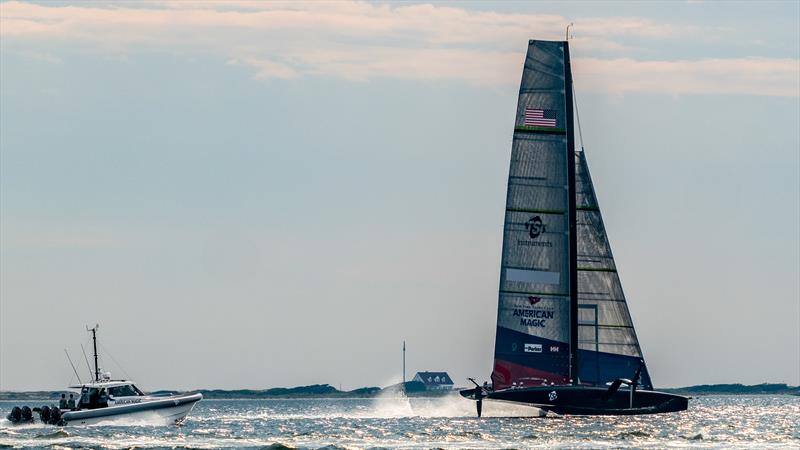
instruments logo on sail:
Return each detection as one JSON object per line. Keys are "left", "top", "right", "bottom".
{"left": 526, "top": 216, "right": 545, "bottom": 238}
{"left": 518, "top": 215, "right": 553, "bottom": 247}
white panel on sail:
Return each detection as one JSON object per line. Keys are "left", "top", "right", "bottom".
{"left": 505, "top": 268, "right": 560, "bottom": 285}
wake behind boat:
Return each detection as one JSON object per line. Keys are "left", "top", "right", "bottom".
{"left": 6, "top": 325, "right": 202, "bottom": 426}
{"left": 460, "top": 39, "right": 688, "bottom": 416}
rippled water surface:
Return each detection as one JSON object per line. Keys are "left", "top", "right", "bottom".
{"left": 1, "top": 394, "right": 798, "bottom": 448}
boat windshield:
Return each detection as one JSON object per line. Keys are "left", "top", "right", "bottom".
{"left": 78, "top": 387, "right": 107, "bottom": 409}
{"left": 78, "top": 384, "right": 144, "bottom": 408}
{"left": 108, "top": 384, "right": 144, "bottom": 397}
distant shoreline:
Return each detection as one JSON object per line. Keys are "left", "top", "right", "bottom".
{"left": 1, "top": 382, "right": 797, "bottom": 401}
{"left": 657, "top": 383, "right": 799, "bottom": 396}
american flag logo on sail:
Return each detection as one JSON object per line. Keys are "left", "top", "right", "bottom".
{"left": 524, "top": 108, "right": 557, "bottom": 128}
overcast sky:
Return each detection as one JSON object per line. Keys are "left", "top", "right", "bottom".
{"left": 1, "top": 1, "right": 798, "bottom": 391}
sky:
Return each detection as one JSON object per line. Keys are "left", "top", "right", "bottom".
{"left": 0, "top": 1, "right": 798, "bottom": 391}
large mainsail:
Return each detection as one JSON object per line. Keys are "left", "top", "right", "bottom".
{"left": 491, "top": 40, "right": 651, "bottom": 391}
{"left": 575, "top": 151, "right": 653, "bottom": 389}
{"left": 463, "top": 37, "right": 689, "bottom": 416}
{"left": 491, "top": 40, "right": 574, "bottom": 390}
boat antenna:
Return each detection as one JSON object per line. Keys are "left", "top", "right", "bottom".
{"left": 564, "top": 23, "right": 584, "bottom": 152}
{"left": 87, "top": 324, "right": 100, "bottom": 381}
{"left": 98, "top": 343, "right": 132, "bottom": 380}
{"left": 80, "top": 343, "right": 93, "bottom": 380}
{"left": 64, "top": 349, "right": 82, "bottom": 384}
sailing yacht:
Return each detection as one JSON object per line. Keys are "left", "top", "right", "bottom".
{"left": 460, "top": 39, "right": 688, "bottom": 416}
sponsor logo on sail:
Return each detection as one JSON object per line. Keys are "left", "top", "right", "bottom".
{"left": 512, "top": 308, "right": 554, "bottom": 328}
{"left": 528, "top": 296, "right": 542, "bottom": 306}
{"left": 517, "top": 216, "right": 553, "bottom": 247}
{"left": 524, "top": 343, "right": 542, "bottom": 353}
{"left": 550, "top": 346, "right": 560, "bottom": 353}
{"left": 525, "top": 216, "right": 546, "bottom": 238}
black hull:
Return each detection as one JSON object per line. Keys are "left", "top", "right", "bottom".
{"left": 460, "top": 385, "right": 688, "bottom": 416}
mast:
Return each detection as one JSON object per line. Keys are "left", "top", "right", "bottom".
{"left": 89, "top": 324, "right": 99, "bottom": 382}
{"left": 564, "top": 42, "right": 579, "bottom": 385}
{"left": 402, "top": 341, "right": 406, "bottom": 386}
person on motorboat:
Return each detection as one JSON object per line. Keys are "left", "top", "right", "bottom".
{"left": 98, "top": 388, "right": 109, "bottom": 408}
{"left": 67, "top": 394, "right": 76, "bottom": 410}
{"left": 86, "top": 388, "right": 100, "bottom": 409}
{"left": 59, "top": 394, "right": 68, "bottom": 409}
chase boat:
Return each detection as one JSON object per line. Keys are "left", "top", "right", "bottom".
{"left": 6, "top": 326, "right": 202, "bottom": 426}
{"left": 57, "top": 378, "right": 202, "bottom": 426}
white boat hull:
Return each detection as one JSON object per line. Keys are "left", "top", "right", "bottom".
{"left": 61, "top": 393, "right": 202, "bottom": 426}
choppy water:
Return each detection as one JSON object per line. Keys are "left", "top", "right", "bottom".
{"left": 1, "top": 394, "right": 798, "bottom": 448}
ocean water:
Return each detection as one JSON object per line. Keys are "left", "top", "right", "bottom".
{"left": 1, "top": 394, "right": 798, "bottom": 448}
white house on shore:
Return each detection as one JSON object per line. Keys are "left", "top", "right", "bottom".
{"left": 412, "top": 372, "right": 454, "bottom": 391}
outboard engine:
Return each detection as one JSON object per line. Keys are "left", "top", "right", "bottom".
{"left": 39, "top": 405, "right": 51, "bottom": 423}
{"left": 7, "top": 406, "right": 21, "bottom": 423}
{"left": 20, "top": 406, "right": 33, "bottom": 422}
{"left": 49, "top": 406, "right": 62, "bottom": 425}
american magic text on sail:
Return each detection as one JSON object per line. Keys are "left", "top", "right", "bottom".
{"left": 513, "top": 308, "right": 554, "bottom": 328}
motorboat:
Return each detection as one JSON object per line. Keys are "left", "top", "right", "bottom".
{"left": 55, "top": 378, "right": 202, "bottom": 426}
{"left": 6, "top": 325, "right": 202, "bottom": 426}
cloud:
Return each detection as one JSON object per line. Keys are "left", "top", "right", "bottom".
{"left": 575, "top": 57, "right": 800, "bottom": 97}
{"left": 1, "top": 1, "right": 797, "bottom": 96}
{"left": 229, "top": 57, "right": 299, "bottom": 80}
